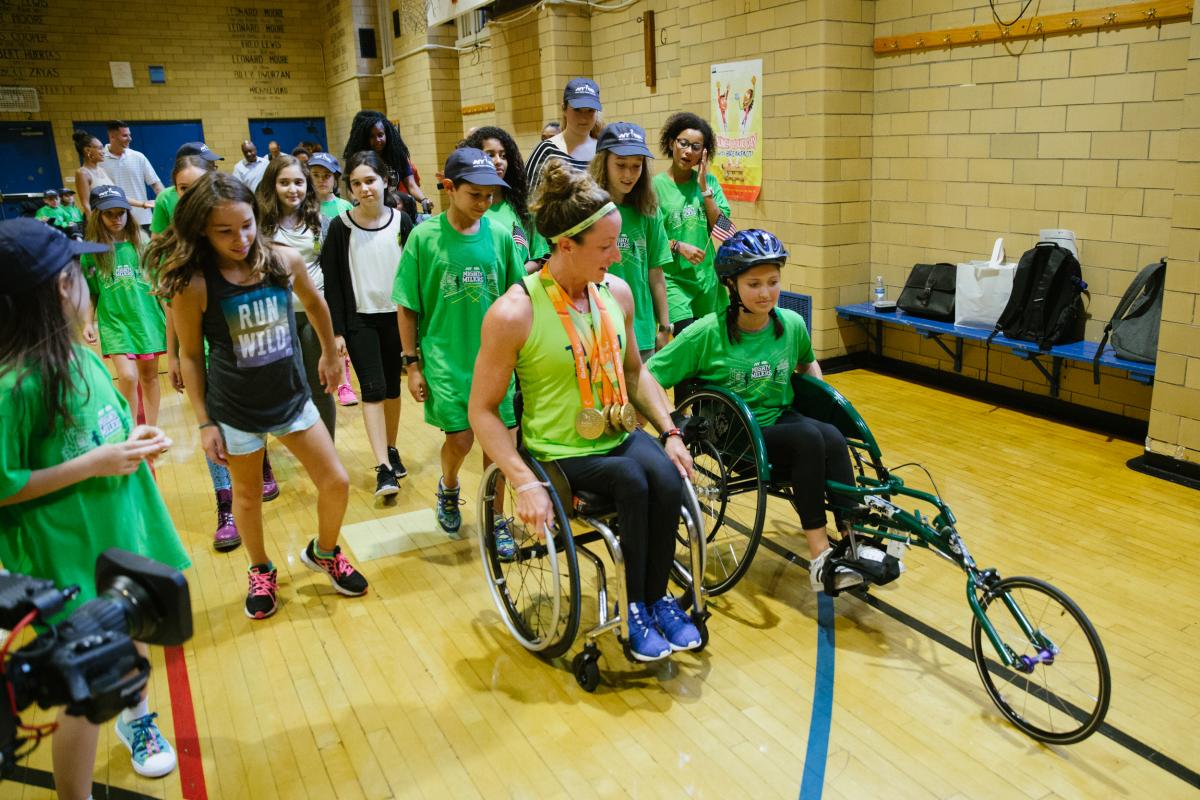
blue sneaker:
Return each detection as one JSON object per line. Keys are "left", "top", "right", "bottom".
{"left": 114, "top": 712, "right": 177, "bottom": 778}
{"left": 437, "top": 478, "right": 463, "bottom": 537}
{"left": 494, "top": 517, "right": 516, "bottom": 562}
{"left": 651, "top": 595, "right": 703, "bottom": 651}
{"left": 627, "top": 601, "right": 671, "bottom": 662}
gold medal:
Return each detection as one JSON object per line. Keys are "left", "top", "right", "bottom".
{"left": 605, "top": 403, "right": 622, "bottom": 431}
{"left": 575, "top": 407, "right": 607, "bottom": 439}
{"left": 620, "top": 402, "right": 638, "bottom": 432}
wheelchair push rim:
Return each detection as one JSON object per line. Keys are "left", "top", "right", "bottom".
{"left": 676, "top": 389, "right": 768, "bottom": 596}
{"left": 970, "top": 575, "right": 1111, "bottom": 744}
{"left": 478, "top": 462, "right": 581, "bottom": 659}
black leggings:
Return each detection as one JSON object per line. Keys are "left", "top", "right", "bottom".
{"left": 344, "top": 312, "right": 402, "bottom": 403}
{"left": 555, "top": 430, "right": 682, "bottom": 605}
{"left": 761, "top": 409, "right": 855, "bottom": 530}
{"left": 295, "top": 312, "right": 336, "bottom": 439}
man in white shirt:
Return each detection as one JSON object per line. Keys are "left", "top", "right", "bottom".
{"left": 233, "top": 140, "right": 269, "bottom": 191}
{"left": 102, "top": 120, "right": 165, "bottom": 228}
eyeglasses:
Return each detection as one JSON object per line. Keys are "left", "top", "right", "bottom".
{"left": 674, "top": 139, "right": 704, "bottom": 153}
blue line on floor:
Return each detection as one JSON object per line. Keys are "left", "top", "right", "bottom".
{"left": 799, "top": 591, "right": 836, "bottom": 800}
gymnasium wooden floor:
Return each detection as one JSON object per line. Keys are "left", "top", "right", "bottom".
{"left": 11, "top": 369, "right": 1199, "bottom": 799}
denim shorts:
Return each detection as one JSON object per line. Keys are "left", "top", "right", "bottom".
{"left": 216, "top": 400, "right": 320, "bottom": 456}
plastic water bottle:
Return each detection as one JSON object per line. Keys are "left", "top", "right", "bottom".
{"left": 874, "top": 275, "right": 886, "bottom": 305}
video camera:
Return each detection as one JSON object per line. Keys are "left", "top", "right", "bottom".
{"left": 0, "top": 549, "right": 191, "bottom": 778}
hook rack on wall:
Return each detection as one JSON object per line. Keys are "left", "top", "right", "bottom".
{"left": 873, "top": 0, "right": 1192, "bottom": 55}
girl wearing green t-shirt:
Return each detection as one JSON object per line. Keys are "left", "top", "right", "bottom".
{"left": 652, "top": 112, "right": 731, "bottom": 332}
{"left": 81, "top": 185, "right": 166, "bottom": 427}
{"left": 648, "top": 230, "right": 880, "bottom": 594}
{"left": 587, "top": 121, "right": 672, "bottom": 361}
{"left": 0, "top": 217, "right": 191, "bottom": 791}
{"left": 463, "top": 126, "right": 549, "bottom": 271}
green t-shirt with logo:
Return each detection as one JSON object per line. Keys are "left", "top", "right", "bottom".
{"left": 652, "top": 171, "right": 731, "bottom": 323}
{"left": 150, "top": 186, "right": 180, "bottom": 235}
{"left": 61, "top": 204, "right": 84, "bottom": 225}
{"left": 321, "top": 197, "right": 354, "bottom": 220}
{"left": 0, "top": 346, "right": 190, "bottom": 622}
{"left": 392, "top": 213, "right": 523, "bottom": 431}
{"left": 35, "top": 205, "right": 72, "bottom": 229}
{"left": 485, "top": 198, "right": 549, "bottom": 265}
{"left": 82, "top": 241, "right": 166, "bottom": 355}
{"left": 647, "top": 308, "right": 815, "bottom": 428}
{"left": 612, "top": 204, "right": 672, "bottom": 352}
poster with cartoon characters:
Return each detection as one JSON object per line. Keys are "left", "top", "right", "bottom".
{"left": 711, "top": 59, "right": 762, "bottom": 202}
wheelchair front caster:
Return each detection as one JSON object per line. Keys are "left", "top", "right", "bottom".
{"left": 572, "top": 645, "right": 601, "bottom": 692}
{"left": 691, "top": 613, "right": 710, "bottom": 653}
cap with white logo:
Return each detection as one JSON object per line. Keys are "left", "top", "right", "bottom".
{"left": 90, "top": 184, "right": 132, "bottom": 212}
{"left": 563, "top": 78, "right": 602, "bottom": 111}
{"left": 596, "top": 122, "right": 653, "bottom": 158}
{"left": 443, "top": 147, "right": 509, "bottom": 188}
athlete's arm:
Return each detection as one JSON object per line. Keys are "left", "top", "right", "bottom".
{"left": 610, "top": 277, "right": 692, "bottom": 478}
{"left": 469, "top": 286, "right": 552, "bottom": 531}
{"left": 172, "top": 273, "right": 226, "bottom": 464}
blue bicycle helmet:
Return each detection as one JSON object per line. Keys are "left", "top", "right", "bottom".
{"left": 715, "top": 229, "right": 789, "bottom": 279}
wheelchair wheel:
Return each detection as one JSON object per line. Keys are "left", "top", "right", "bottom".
{"left": 478, "top": 461, "right": 581, "bottom": 660}
{"left": 676, "top": 390, "right": 768, "bottom": 595}
{"left": 971, "top": 576, "right": 1111, "bottom": 744}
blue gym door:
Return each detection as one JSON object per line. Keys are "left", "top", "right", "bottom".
{"left": 0, "top": 122, "right": 61, "bottom": 220}
{"left": 248, "top": 118, "right": 328, "bottom": 158}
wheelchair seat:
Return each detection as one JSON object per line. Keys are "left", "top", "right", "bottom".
{"left": 541, "top": 459, "right": 617, "bottom": 518}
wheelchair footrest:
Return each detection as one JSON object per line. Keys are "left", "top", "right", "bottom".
{"left": 825, "top": 537, "right": 903, "bottom": 595}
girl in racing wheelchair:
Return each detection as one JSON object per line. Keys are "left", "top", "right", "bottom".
{"left": 647, "top": 229, "right": 880, "bottom": 592}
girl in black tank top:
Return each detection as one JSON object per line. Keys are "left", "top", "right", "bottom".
{"left": 147, "top": 171, "right": 369, "bottom": 620}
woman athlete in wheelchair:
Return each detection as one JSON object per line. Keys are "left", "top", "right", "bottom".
{"left": 470, "top": 160, "right": 705, "bottom": 664}
{"left": 648, "top": 229, "right": 884, "bottom": 593}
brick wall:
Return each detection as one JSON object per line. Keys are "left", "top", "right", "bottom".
{"left": 1, "top": 1, "right": 331, "bottom": 183}
{"left": 870, "top": 1, "right": 1187, "bottom": 418}
{"left": 1149, "top": 15, "right": 1200, "bottom": 462}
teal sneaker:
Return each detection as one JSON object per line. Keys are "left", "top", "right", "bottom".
{"left": 437, "top": 478, "right": 463, "bottom": 537}
{"left": 114, "top": 711, "right": 177, "bottom": 778}
{"left": 494, "top": 517, "right": 516, "bottom": 562}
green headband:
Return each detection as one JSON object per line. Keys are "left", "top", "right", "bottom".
{"left": 549, "top": 201, "right": 617, "bottom": 243}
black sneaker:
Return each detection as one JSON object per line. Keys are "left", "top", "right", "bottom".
{"left": 300, "top": 539, "right": 369, "bottom": 596}
{"left": 245, "top": 564, "right": 278, "bottom": 619}
{"left": 387, "top": 446, "right": 408, "bottom": 479}
{"left": 375, "top": 464, "right": 399, "bottom": 497}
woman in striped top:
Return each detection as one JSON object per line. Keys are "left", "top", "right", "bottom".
{"left": 526, "top": 78, "right": 603, "bottom": 192}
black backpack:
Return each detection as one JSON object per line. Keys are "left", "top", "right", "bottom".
{"left": 1093, "top": 259, "right": 1166, "bottom": 381}
{"left": 991, "top": 242, "right": 1087, "bottom": 350}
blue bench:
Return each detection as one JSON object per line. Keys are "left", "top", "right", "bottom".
{"left": 835, "top": 302, "right": 1155, "bottom": 398}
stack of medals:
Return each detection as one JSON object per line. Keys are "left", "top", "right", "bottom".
{"left": 542, "top": 269, "right": 638, "bottom": 440}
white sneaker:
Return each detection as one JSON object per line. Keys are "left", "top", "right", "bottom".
{"left": 809, "top": 548, "right": 864, "bottom": 593}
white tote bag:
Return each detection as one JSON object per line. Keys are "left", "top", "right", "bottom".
{"left": 955, "top": 238, "right": 1016, "bottom": 329}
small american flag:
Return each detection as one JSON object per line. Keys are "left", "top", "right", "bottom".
{"left": 712, "top": 213, "right": 737, "bottom": 243}
{"left": 512, "top": 222, "right": 528, "bottom": 249}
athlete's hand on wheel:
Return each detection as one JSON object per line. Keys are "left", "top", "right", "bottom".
{"left": 664, "top": 435, "right": 693, "bottom": 480}
{"left": 515, "top": 484, "right": 555, "bottom": 540}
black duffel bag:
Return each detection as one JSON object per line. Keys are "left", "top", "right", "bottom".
{"left": 897, "top": 262, "right": 956, "bottom": 321}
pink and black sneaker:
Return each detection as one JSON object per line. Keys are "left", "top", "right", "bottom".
{"left": 300, "top": 540, "right": 369, "bottom": 596}
{"left": 245, "top": 564, "right": 278, "bottom": 619}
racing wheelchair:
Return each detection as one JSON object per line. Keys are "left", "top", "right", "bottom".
{"left": 477, "top": 445, "right": 710, "bottom": 692}
{"left": 672, "top": 373, "right": 1111, "bottom": 744}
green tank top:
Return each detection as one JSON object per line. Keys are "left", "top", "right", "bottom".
{"left": 517, "top": 271, "right": 629, "bottom": 460}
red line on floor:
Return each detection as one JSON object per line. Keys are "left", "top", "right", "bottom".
{"left": 164, "top": 644, "right": 207, "bottom": 800}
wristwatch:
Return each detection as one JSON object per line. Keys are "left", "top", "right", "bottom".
{"left": 401, "top": 353, "right": 420, "bottom": 367}
{"left": 657, "top": 323, "right": 673, "bottom": 334}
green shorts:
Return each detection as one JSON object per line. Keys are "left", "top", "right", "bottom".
{"left": 423, "top": 370, "right": 516, "bottom": 433}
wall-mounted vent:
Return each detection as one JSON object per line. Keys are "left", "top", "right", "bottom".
{"left": 0, "top": 87, "right": 39, "bottom": 113}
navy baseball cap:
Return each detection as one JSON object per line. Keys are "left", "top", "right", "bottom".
{"left": 43, "top": 189, "right": 58, "bottom": 198}
{"left": 0, "top": 218, "right": 108, "bottom": 293}
{"left": 176, "top": 141, "right": 222, "bottom": 162}
{"left": 308, "top": 152, "right": 342, "bottom": 174}
{"left": 563, "top": 78, "right": 601, "bottom": 111}
{"left": 596, "top": 122, "right": 654, "bottom": 158}
{"left": 443, "top": 147, "right": 509, "bottom": 188}
{"left": 91, "top": 184, "right": 132, "bottom": 212}
{"left": 60, "top": 187, "right": 76, "bottom": 196}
